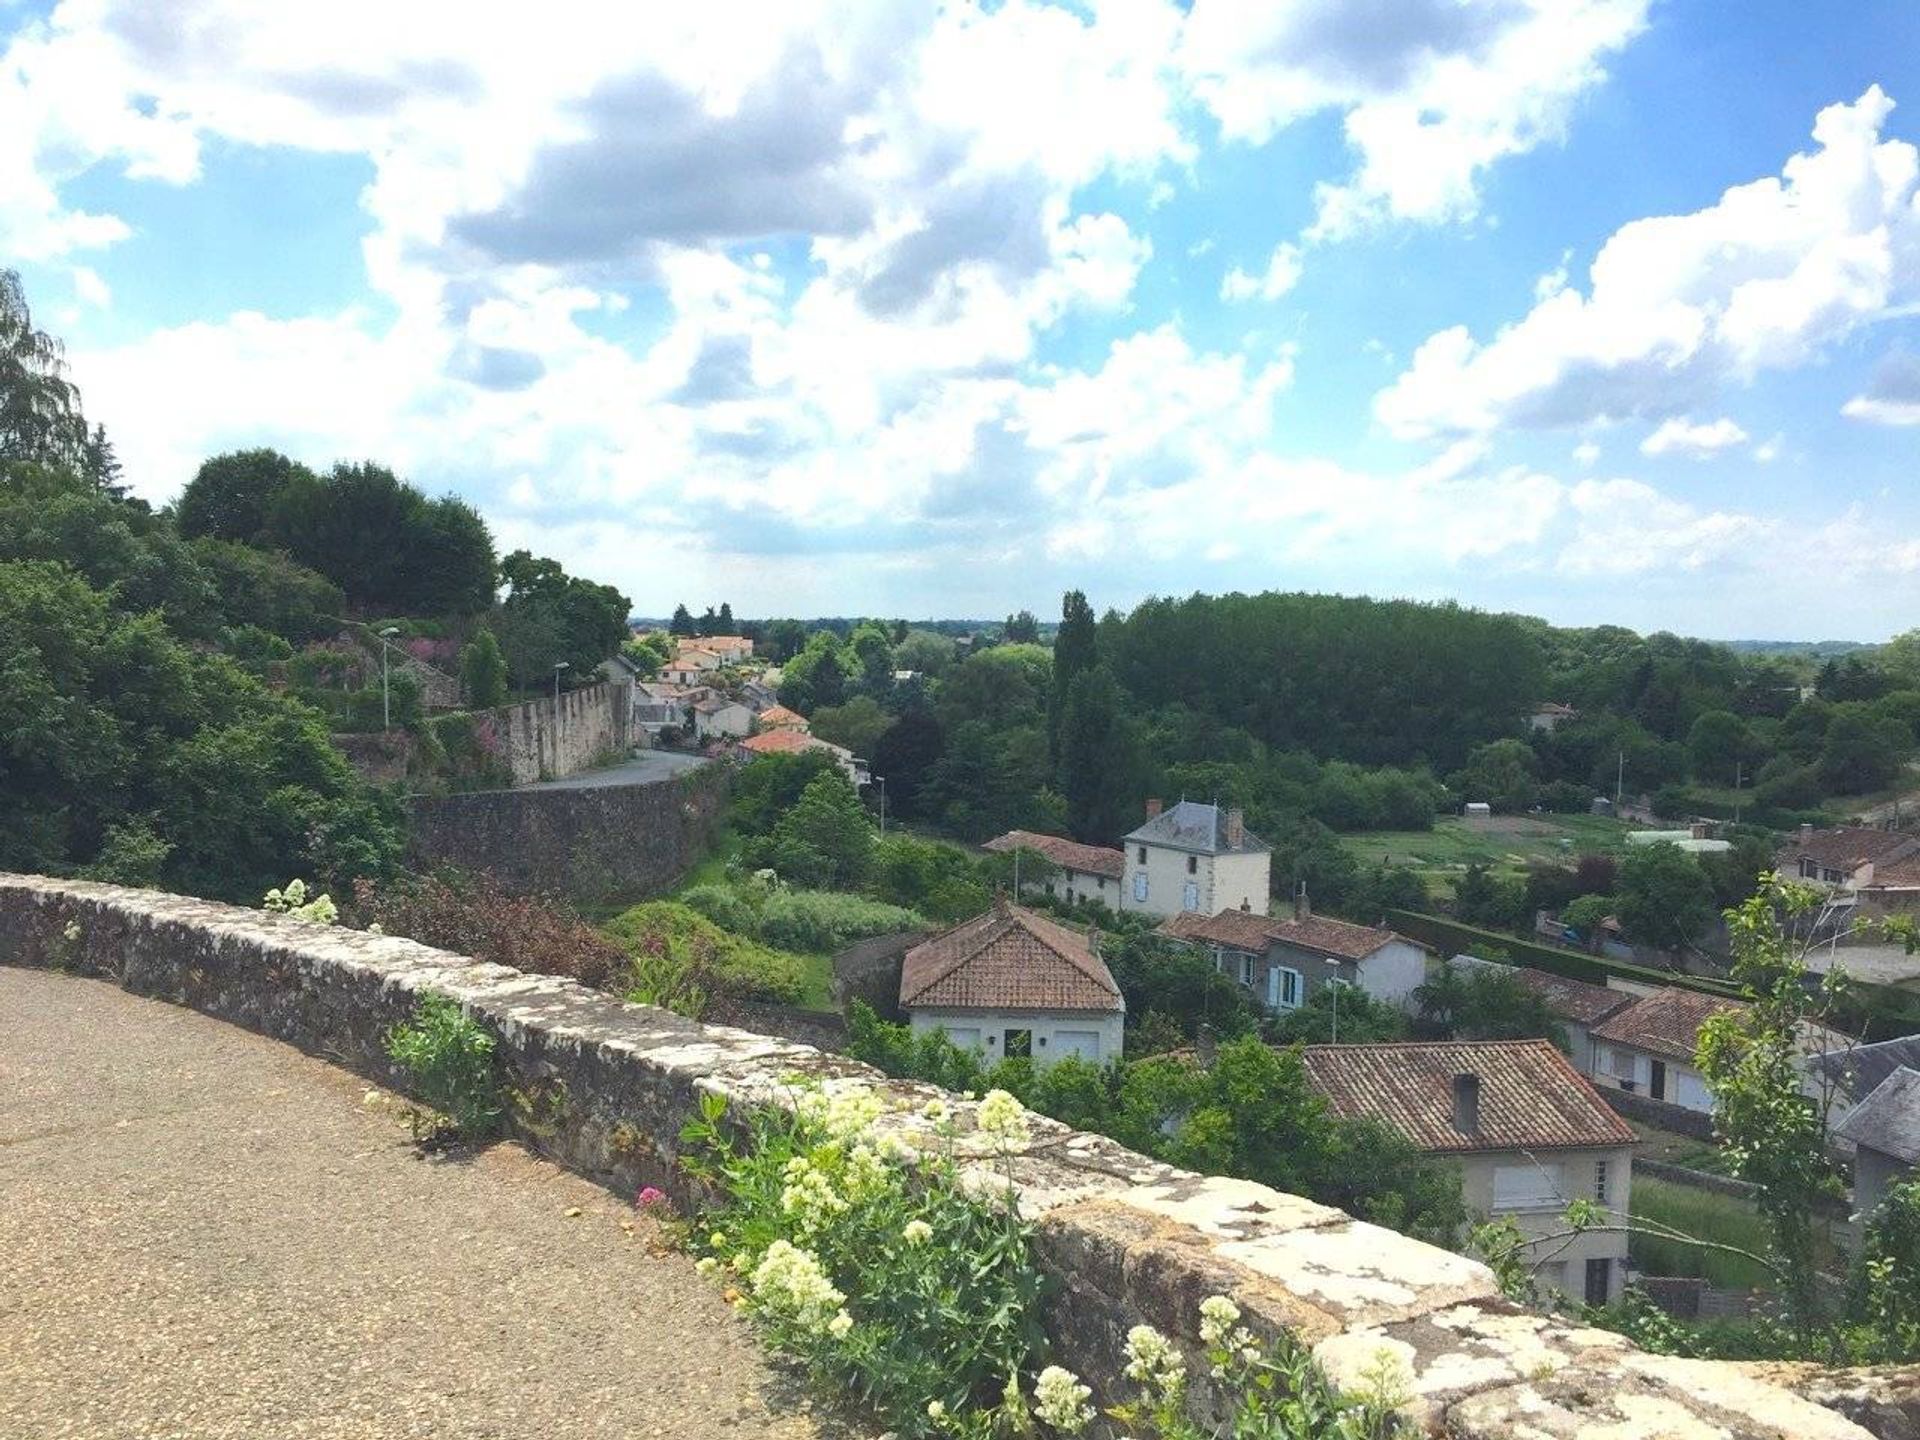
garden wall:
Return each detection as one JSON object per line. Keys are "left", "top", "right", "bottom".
{"left": 2, "top": 872, "right": 1913, "bottom": 1440}
{"left": 489, "top": 680, "right": 631, "bottom": 786}
{"left": 406, "top": 765, "right": 728, "bottom": 904}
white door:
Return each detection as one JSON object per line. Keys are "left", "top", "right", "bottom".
{"left": 1054, "top": 1030, "right": 1102, "bottom": 1062}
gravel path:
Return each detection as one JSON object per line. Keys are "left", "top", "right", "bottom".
{"left": 0, "top": 967, "right": 823, "bottom": 1440}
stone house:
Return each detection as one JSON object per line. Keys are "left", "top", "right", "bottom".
{"left": 900, "top": 898, "right": 1125, "bottom": 1066}
{"left": 701, "top": 635, "right": 754, "bottom": 664}
{"left": 692, "top": 695, "right": 753, "bottom": 741}
{"left": 663, "top": 648, "right": 723, "bottom": 686}
{"left": 1833, "top": 1067, "right": 1920, "bottom": 1219}
{"left": 1302, "top": 1039, "right": 1636, "bottom": 1306}
{"left": 1118, "top": 799, "right": 1270, "bottom": 920}
{"left": 1159, "top": 896, "right": 1431, "bottom": 1015}
{"left": 737, "top": 727, "right": 863, "bottom": 784}
{"left": 981, "top": 830, "right": 1125, "bottom": 909}
{"left": 1776, "top": 823, "right": 1920, "bottom": 919}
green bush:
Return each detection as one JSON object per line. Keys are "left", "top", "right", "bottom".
{"left": 384, "top": 993, "right": 502, "bottom": 1142}
{"left": 1629, "top": 1178, "right": 1774, "bottom": 1289}
{"left": 601, "top": 901, "right": 807, "bottom": 1013}
{"left": 681, "top": 880, "right": 925, "bottom": 953}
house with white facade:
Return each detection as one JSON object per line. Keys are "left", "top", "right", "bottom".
{"left": 663, "top": 649, "right": 723, "bottom": 686}
{"left": 1118, "top": 799, "right": 1269, "bottom": 919}
{"left": 701, "top": 635, "right": 754, "bottom": 665}
{"left": 692, "top": 695, "right": 753, "bottom": 741}
{"left": 1159, "top": 895, "right": 1431, "bottom": 1014}
{"left": 981, "top": 830, "right": 1125, "bottom": 909}
{"left": 738, "top": 727, "right": 864, "bottom": 785}
{"left": 756, "top": 704, "right": 810, "bottom": 734}
{"left": 900, "top": 898, "right": 1124, "bottom": 1067}
{"left": 1586, "top": 986, "right": 1738, "bottom": 1113}
{"left": 1775, "top": 823, "right": 1920, "bottom": 920}
{"left": 1302, "top": 1039, "right": 1636, "bottom": 1306}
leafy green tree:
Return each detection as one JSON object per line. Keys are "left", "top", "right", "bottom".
{"left": 1615, "top": 842, "right": 1716, "bottom": 951}
{"left": 669, "top": 603, "right": 696, "bottom": 637}
{"left": 1058, "top": 664, "right": 1144, "bottom": 843}
{"left": 619, "top": 631, "right": 668, "bottom": 678}
{"left": 730, "top": 750, "right": 842, "bottom": 837}
{"left": 778, "top": 632, "right": 853, "bottom": 714}
{"left": 1561, "top": 892, "right": 1614, "bottom": 937}
{"left": 460, "top": 629, "right": 509, "bottom": 708}
{"left": 1449, "top": 738, "right": 1539, "bottom": 812}
{"left": 869, "top": 707, "right": 944, "bottom": 818}
{"left": 809, "top": 695, "right": 895, "bottom": 759}
{"left": 847, "top": 620, "right": 896, "bottom": 696}
{"left": 1453, "top": 861, "right": 1524, "bottom": 929}
{"left": 1268, "top": 984, "right": 1407, "bottom": 1045}
{"left": 1, "top": 270, "right": 89, "bottom": 471}
{"left": 1102, "top": 931, "right": 1260, "bottom": 1042}
{"left": 716, "top": 601, "right": 735, "bottom": 633}
{"left": 1412, "top": 964, "right": 1567, "bottom": 1047}
{"left": 1686, "top": 709, "right": 1759, "bottom": 785}
{"left": 894, "top": 629, "right": 957, "bottom": 678}
{"left": 1816, "top": 707, "right": 1909, "bottom": 794}
{"left": 1048, "top": 589, "right": 1097, "bottom": 766}
{"left": 1003, "top": 608, "right": 1040, "bottom": 644}
{"left": 176, "top": 448, "right": 314, "bottom": 543}
{"left": 192, "top": 537, "right": 343, "bottom": 643}
{"left": 493, "top": 549, "right": 631, "bottom": 688}
{"left": 771, "top": 771, "right": 875, "bottom": 889}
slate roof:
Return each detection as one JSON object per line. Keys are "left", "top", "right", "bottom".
{"left": 1301, "top": 1039, "right": 1636, "bottom": 1155}
{"left": 693, "top": 695, "right": 746, "bottom": 714}
{"left": 1809, "top": 1034, "right": 1920, "bottom": 1101}
{"left": 1834, "top": 1067, "right": 1920, "bottom": 1165}
{"left": 1776, "top": 826, "right": 1920, "bottom": 873}
{"left": 900, "top": 899, "right": 1123, "bottom": 1013}
{"left": 1588, "top": 987, "right": 1749, "bottom": 1063}
{"left": 1506, "top": 968, "right": 1637, "bottom": 1027}
{"left": 982, "top": 830, "right": 1126, "bottom": 879}
{"left": 1159, "top": 908, "right": 1408, "bottom": 963}
{"left": 1123, "top": 800, "right": 1269, "bottom": 856}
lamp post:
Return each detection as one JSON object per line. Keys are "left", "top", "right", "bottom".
{"left": 1324, "top": 957, "right": 1344, "bottom": 1043}
{"left": 378, "top": 626, "right": 400, "bottom": 730}
{"left": 876, "top": 775, "right": 888, "bottom": 835}
{"left": 553, "top": 660, "right": 570, "bottom": 703}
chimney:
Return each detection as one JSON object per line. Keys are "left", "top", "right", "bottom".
{"left": 1240, "top": 897, "right": 1252, "bottom": 912}
{"left": 1226, "top": 807, "right": 1245, "bottom": 847}
{"left": 1294, "top": 883, "right": 1311, "bottom": 922}
{"left": 1452, "top": 1072, "right": 1481, "bottom": 1136}
{"left": 1145, "top": 797, "right": 1163, "bottom": 820}
{"left": 1799, "top": 822, "right": 1815, "bottom": 844}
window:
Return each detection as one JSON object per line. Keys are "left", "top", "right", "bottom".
{"left": 1799, "top": 858, "right": 1818, "bottom": 879}
{"left": 1823, "top": 867, "right": 1844, "bottom": 883}
{"left": 1133, "top": 873, "right": 1148, "bottom": 903}
{"left": 1584, "top": 1258, "right": 1613, "bottom": 1306}
{"left": 1592, "top": 1159, "right": 1609, "bottom": 1205}
{"left": 1187, "top": 854, "right": 1197, "bottom": 874}
{"left": 1268, "top": 966, "right": 1302, "bottom": 1011}
{"left": 1097, "top": 877, "right": 1107, "bottom": 891}
{"left": 1137, "top": 846, "right": 1147, "bottom": 864}
{"left": 1003, "top": 1028, "right": 1032, "bottom": 1059}
{"left": 1182, "top": 880, "right": 1200, "bottom": 912}
{"left": 1239, "top": 954, "right": 1255, "bottom": 986}
{"left": 1055, "top": 1030, "right": 1101, "bottom": 1061}
{"left": 1492, "top": 1163, "right": 1565, "bottom": 1211}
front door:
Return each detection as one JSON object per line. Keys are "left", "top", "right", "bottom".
{"left": 1650, "top": 1059, "right": 1667, "bottom": 1101}
{"left": 1584, "top": 1258, "right": 1612, "bottom": 1306}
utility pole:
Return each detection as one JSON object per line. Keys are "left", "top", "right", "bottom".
{"left": 378, "top": 626, "right": 400, "bottom": 729}
{"left": 1325, "top": 957, "right": 1343, "bottom": 1043}
{"left": 1732, "top": 762, "right": 1744, "bottom": 827}
{"left": 1615, "top": 748, "right": 1625, "bottom": 810}
{"left": 876, "top": 775, "right": 888, "bottom": 835}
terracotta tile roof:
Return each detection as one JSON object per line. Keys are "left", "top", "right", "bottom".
{"left": 739, "top": 729, "right": 818, "bottom": 756}
{"left": 1861, "top": 857, "right": 1920, "bottom": 890}
{"left": 1776, "top": 826, "right": 1920, "bottom": 873}
{"left": 900, "top": 899, "right": 1123, "bottom": 1013}
{"left": 1159, "top": 908, "right": 1406, "bottom": 963}
{"left": 982, "top": 830, "right": 1125, "bottom": 880}
{"left": 756, "top": 705, "right": 808, "bottom": 728}
{"left": 1589, "top": 987, "right": 1749, "bottom": 1063}
{"left": 1123, "top": 800, "right": 1268, "bottom": 856}
{"left": 1506, "top": 969, "right": 1637, "bottom": 1027}
{"left": 1301, "top": 1040, "right": 1635, "bottom": 1155}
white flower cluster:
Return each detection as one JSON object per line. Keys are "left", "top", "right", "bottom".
{"left": 797, "top": 1084, "right": 888, "bottom": 1143}
{"left": 902, "top": 1219, "right": 933, "bottom": 1246}
{"left": 1031, "top": 1365, "right": 1094, "bottom": 1434}
{"left": 780, "top": 1156, "right": 847, "bottom": 1232}
{"left": 262, "top": 879, "right": 338, "bottom": 925}
{"left": 61, "top": 921, "right": 82, "bottom": 943}
{"left": 842, "top": 1143, "right": 895, "bottom": 1202}
{"left": 1123, "top": 1324, "right": 1185, "bottom": 1393}
{"left": 976, "top": 1089, "right": 1030, "bottom": 1147}
{"left": 1197, "top": 1294, "right": 1259, "bottom": 1372}
{"left": 750, "top": 1240, "right": 846, "bottom": 1330}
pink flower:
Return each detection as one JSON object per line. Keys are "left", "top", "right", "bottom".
{"left": 636, "top": 1186, "right": 668, "bottom": 1209}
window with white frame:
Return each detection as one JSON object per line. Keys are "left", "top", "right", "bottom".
{"left": 1240, "top": 954, "right": 1255, "bottom": 986}
{"left": 1268, "top": 966, "right": 1302, "bottom": 1010}
{"left": 1593, "top": 1159, "right": 1609, "bottom": 1205}
{"left": 1183, "top": 880, "right": 1200, "bottom": 912}
{"left": 1133, "top": 873, "right": 1148, "bottom": 902}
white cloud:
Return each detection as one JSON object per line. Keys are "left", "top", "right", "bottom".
{"left": 1573, "top": 440, "right": 1601, "bottom": 467}
{"left": 1639, "top": 415, "right": 1749, "bottom": 459}
{"left": 1557, "top": 478, "right": 1770, "bottom": 576}
{"left": 1220, "top": 242, "right": 1303, "bottom": 302}
{"left": 1179, "top": 0, "right": 1649, "bottom": 237}
{"left": 1375, "top": 87, "right": 1920, "bottom": 439}
{"left": 1843, "top": 348, "right": 1920, "bottom": 426}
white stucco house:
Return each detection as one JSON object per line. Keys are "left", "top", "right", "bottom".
{"left": 1117, "top": 799, "right": 1270, "bottom": 919}
{"left": 1160, "top": 895, "right": 1432, "bottom": 1015}
{"left": 1302, "top": 1039, "right": 1636, "bottom": 1307}
{"left": 692, "top": 695, "right": 753, "bottom": 741}
{"left": 900, "top": 898, "right": 1125, "bottom": 1067}
{"left": 663, "top": 648, "right": 723, "bottom": 686}
{"left": 981, "top": 830, "right": 1125, "bottom": 909}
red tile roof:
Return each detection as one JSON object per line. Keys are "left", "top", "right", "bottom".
{"left": 1589, "top": 987, "right": 1749, "bottom": 1063}
{"left": 739, "top": 729, "right": 818, "bottom": 755}
{"left": 982, "top": 830, "right": 1125, "bottom": 880}
{"left": 1507, "top": 969, "right": 1637, "bottom": 1027}
{"left": 756, "top": 705, "right": 808, "bottom": 728}
{"left": 1776, "top": 826, "right": 1920, "bottom": 873}
{"left": 900, "top": 900, "right": 1122, "bottom": 1013}
{"left": 1301, "top": 1039, "right": 1635, "bottom": 1155}
{"left": 1159, "top": 908, "right": 1407, "bottom": 963}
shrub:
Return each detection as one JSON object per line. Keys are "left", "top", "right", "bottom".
{"left": 384, "top": 993, "right": 501, "bottom": 1142}
{"left": 353, "top": 870, "right": 624, "bottom": 989}
{"left": 601, "top": 901, "right": 806, "bottom": 1014}
{"left": 757, "top": 889, "right": 922, "bottom": 952}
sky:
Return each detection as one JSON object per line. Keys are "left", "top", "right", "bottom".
{"left": 4, "top": 0, "right": 1920, "bottom": 639}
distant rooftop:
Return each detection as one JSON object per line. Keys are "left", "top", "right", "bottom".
{"left": 1123, "top": 800, "right": 1268, "bottom": 856}
{"left": 1834, "top": 1067, "right": 1920, "bottom": 1165}
{"left": 982, "top": 830, "right": 1124, "bottom": 879}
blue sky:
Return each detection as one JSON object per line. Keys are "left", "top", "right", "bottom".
{"left": 5, "top": 0, "right": 1919, "bottom": 638}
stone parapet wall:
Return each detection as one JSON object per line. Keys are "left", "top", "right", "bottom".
{"left": 0, "top": 873, "right": 1907, "bottom": 1440}
{"left": 489, "top": 681, "right": 632, "bottom": 786}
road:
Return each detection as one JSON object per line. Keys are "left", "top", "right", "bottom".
{"left": 0, "top": 966, "right": 821, "bottom": 1440}
{"left": 529, "top": 748, "right": 710, "bottom": 790}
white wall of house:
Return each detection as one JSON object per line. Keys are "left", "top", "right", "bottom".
{"left": 1355, "top": 939, "right": 1432, "bottom": 1011}
{"left": 695, "top": 703, "right": 753, "bottom": 740}
{"left": 1019, "top": 866, "right": 1119, "bottom": 908}
{"left": 1457, "top": 1146, "right": 1633, "bottom": 1305}
{"left": 1590, "top": 1044, "right": 1714, "bottom": 1112}
{"left": 907, "top": 1007, "right": 1124, "bottom": 1067}
{"left": 1120, "top": 843, "right": 1270, "bottom": 919}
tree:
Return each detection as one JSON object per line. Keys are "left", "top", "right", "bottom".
{"left": 177, "top": 448, "right": 314, "bottom": 543}
{"left": 493, "top": 549, "right": 631, "bottom": 688}
{"left": 1686, "top": 709, "right": 1758, "bottom": 785}
{"left": 669, "top": 603, "right": 696, "bottom": 637}
{"left": 869, "top": 707, "right": 944, "bottom": 819}
{"left": 1049, "top": 589, "right": 1097, "bottom": 766}
{"left": 1057, "top": 664, "right": 1142, "bottom": 843}
{"left": 1614, "top": 842, "right": 1715, "bottom": 951}
{"left": 1268, "top": 984, "right": 1408, "bottom": 1045}
{"left": 1412, "top": 963, "right": 1567, "bottom": 1047}
{"left": 698, "top": 605, "right": 718, "bottom": 635}
{"left": 1449, "top": 739, "right": 1539, "bottom": 812}
{"left": 1100, "top": 931, "right": 1261, "bottom": 1042}
{"left": 771, "top": 771, "right": 875, "bottom": 889}
{"left": 0, "top": 270, "right": 89, "bottom": 471}
{"left": 460, "top": 629, "right": 509, "bottom": 708}
{"left": 895, "top": 629, "right": 957, "bottom": 678}
{"left": 809, "top": 696, "right": 895, "bottom": 759}
{"left": 1453, "top": 861, "right": 1524, "bottom": 929}
{"left": 1003, "top": 609, "right": 1040, "bottom": 645}
{"left": 192, "top": 538, "right": 344, "bottom": 644}
{"left": 779, "top": 633, "right": 852, "bottom": 714}
{"left": 1816, "top": 707, "right": 1909, "bottom": 794}
{"left": 847, "top": 620, "right": 896, "bottom": 696}
{"left": 717, "top": 601, "right": 735, "bottom": 633}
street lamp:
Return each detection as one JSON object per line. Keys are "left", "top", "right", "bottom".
{"left": 876, "top": 775, "right": 888, "bottom": 835}
{"left": 553, "top": 660, "right": 570, "bottom": 703}
{"left": 378, "top": 626, "right": 400, "bottom": 729}
{"left": 1324, "top": 957, "right": 1344, "bottom": 1043}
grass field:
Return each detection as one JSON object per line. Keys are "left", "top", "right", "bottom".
{"left": 1629, "top": 1177, "right": 1775, "bottom": 1289}
{"left": 1341, "top": 813, "right": 1638, "bottom": 896}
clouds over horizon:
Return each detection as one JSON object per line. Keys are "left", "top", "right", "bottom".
{"left": 3, "top": 1, "right": 1920, "bottom": 636}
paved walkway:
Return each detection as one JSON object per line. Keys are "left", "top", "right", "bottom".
{"left": 0, "top": 967, "right": 821, "bottom": 1440}
{"left": 529, "top": 750, "right": 709, "bottom": 791}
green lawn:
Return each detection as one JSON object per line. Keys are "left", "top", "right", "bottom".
{"left": 1341, "top": 814, "right": 1637, "bottom": 895}
{"left": 1629, "top": 1177, "right": 1775, "bottom": 1290}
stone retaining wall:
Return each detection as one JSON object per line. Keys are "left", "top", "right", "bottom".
{"left": 406, "top": 766, "right": 728, "bottom": 903}
{"left": 0, "top": 872, "right": 1908, "bottom": 1440}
